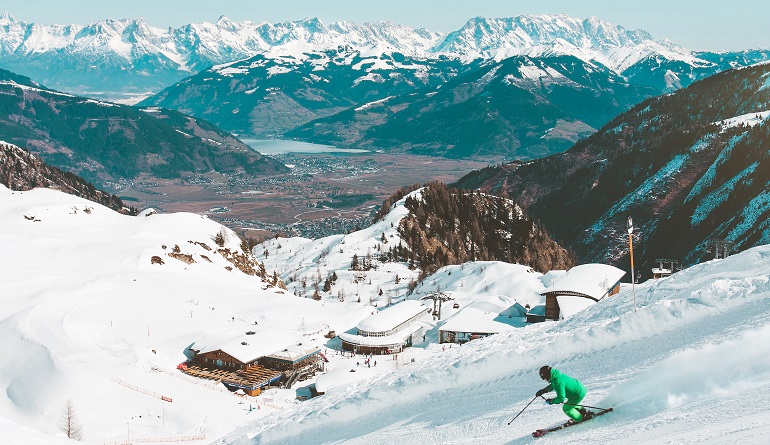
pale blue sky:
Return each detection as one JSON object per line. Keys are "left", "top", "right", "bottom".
{"left": 2, "top": 0, "right": 767, "bottom": 51}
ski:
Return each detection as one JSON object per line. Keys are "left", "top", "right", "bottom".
{"left": 532, "top": 408, "right": 613, "bottom": 438}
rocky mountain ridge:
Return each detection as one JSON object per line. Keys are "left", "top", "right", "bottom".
{"left": 283, "top": 54, "right": 657, "bottom": 159}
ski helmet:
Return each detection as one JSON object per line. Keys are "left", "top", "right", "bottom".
{"left": 539, "top": 365, "right": 552, "bottom": 380}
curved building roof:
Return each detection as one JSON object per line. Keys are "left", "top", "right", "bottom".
{"left": 541, "top": 263, "right": 625, "bottom": 301}
{"left": 356, "top": 300, "right": 429, "bottom": 333}
{"left": 339, "top": 324, "right": 423, "bottom": 348}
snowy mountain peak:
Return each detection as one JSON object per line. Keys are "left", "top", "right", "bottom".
{"left": 0, "top": 11, "right": 14, "bottom": 24}
{"left": 0, "top": 13, "right": 725, "bottom": 99}
{"left": 431, "top": 14, "right": 664, "bottom": 67}
{"left": 0, "top": 13, "right": 688, "bottom": 71}
{"left": 215, "top": 15, "right": 239, "bottom": 32}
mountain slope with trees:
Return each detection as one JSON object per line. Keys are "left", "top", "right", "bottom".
{"left": 0, "top": 141, "right": 135, "bottom": 214}
{"left": 141, "top": 50, "right": 470, "bottom": 138}
{"left": 287, "top": 55, "right": 656, "bottom": 159}
{"left": 383, "top": 182, "right": 575, "bottom": 278}
{"left": 454, "top": 62, "right": 770, "bottom": 275}
{"left": 0, "top": 68, "right": 287, "bottom": 188}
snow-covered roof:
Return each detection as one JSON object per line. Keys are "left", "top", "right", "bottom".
{"left": 315, "top": 370, "right": 349, "bottom": 394}
{"left": 200, "top": 335, "right": 280, "bottom": 363}
{"left": 439, "top": 307, "right": 514, "bottom": 334}
{"left": 199, "top": 331, "right": 300, "bottom": 364}
{"left": 356, "top": 300, "right": 430, "bottom": 333}
{"left": 527, "top": 304, "right": 546, "bottom": 316}
{"left": 541, "top": 263, "right": 625, "bottom": 300}
{"left": 339, "top": 324, "right": 423, "bottom": 347}
{"left": 265, "top": 344, "right": 321, "bottom": 362}
{"left": 555, "top": 295, "right": 597, "bottom": 319}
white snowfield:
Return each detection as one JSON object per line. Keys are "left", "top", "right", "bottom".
{"left": 2, "top": 185, "right": 770, "bottom": 444}
{"left": 0, "top": 185, "right": 375, "bottom": 444}
{"left": 221, "top": 256, "right": 770, "bottom": 442}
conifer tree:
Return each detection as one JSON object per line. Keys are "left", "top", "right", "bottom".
{"left": 60, "top": 399, "right": 83, "bottom": 441}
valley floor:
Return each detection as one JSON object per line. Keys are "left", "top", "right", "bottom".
{"left": 116, "top": 152, "right": 486, "bottom": 241}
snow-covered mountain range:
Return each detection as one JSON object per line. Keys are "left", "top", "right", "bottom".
{"left": 0, "top": 12, "right": 442, "bottom": 99}
{"left": 0, "top": 12, "right": 677, "bottom": 72}
{"left": 3, "top": 183, "right": 770, "bottom": 444}
{"left": 433, "top": 15, "right": 695, "bottom": 71}
{"left": 1, "top": 12, "right": 760, "bottom": 100}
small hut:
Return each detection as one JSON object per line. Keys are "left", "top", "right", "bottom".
{"left": 540, "top": 264, "right": 625, "bottom": 321}
{"left": 652, "top": 259, "right": 680, "bottom": 280}
{"left": 438, "top": 307, "right": 514, "bottom": 344}
{"left": 261, "top": 344, "right": 322, "bottom": 372}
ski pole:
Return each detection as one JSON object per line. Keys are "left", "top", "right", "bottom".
{"left": 507, "top": 395, "right": 543, "bottom": 425}
{"left": 561, "top": 401, "right": 611, "bottom": 411}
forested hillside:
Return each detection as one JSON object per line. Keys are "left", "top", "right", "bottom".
{"left": 454, "top": 63, "right": 770, "bottom": 273}
{"left": 0, "top": 142, "right": 135, "bottom": 214}
{"left": 380, "top": 182, "right": 575, "bottom": 278}
{"left": 0, "top": 68, "right": 287, "bottom": 188}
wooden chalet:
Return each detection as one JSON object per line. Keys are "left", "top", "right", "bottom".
{"left": 183, "top": 336, "right": 323, "bottom": 394}
{"left": 540, "top": 264, "right": 625, "bottom": 321}
{"left": 262, "top": 344, "right": 325, "bottom": 389}
{"left": 261, "top": 344, "right": 323, "bottom": 371}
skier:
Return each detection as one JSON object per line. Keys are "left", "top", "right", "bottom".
{"left": 535, "top": 365, "right": 587, "bottom": 423}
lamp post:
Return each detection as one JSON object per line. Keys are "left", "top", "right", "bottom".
{"left": 627, "top": 216, "right": 636, "bottom": 313}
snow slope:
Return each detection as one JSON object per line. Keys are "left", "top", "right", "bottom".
{"left": 0, "top": 185, "right": 376, "bottom": 443}
{"left": 221, "top": 249, "right": 770, "bottom": 443}
{"left": 3, "top": 184, "right": 770, "bottom": 444}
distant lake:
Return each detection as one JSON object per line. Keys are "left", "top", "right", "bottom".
{"left": 242, "top": 139, "right": 372, "bottom": 155}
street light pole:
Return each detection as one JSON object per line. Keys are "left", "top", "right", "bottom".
{"left": 628, "top": 216, "right": 636, "bottom": 313}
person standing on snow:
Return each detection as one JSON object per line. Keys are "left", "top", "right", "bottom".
{"left": 535, "top": 365, "right": 587, "bottom": 423}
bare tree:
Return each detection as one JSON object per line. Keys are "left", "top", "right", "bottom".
{"left": 60, "top": 399, "right": 83, "bottom": 441}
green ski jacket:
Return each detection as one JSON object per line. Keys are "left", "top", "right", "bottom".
{"left": 543, "top": 368, "right": 586, "bottom": 404}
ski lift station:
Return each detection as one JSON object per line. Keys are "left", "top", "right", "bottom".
{"left": 539, "top": 263, "right": 626, "bottom": 321}
{"left": 338, "top": 300, "right": 431, "bottom": 355}
{"left": 652, "top": 258, "right": 680, "bottom": 279}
